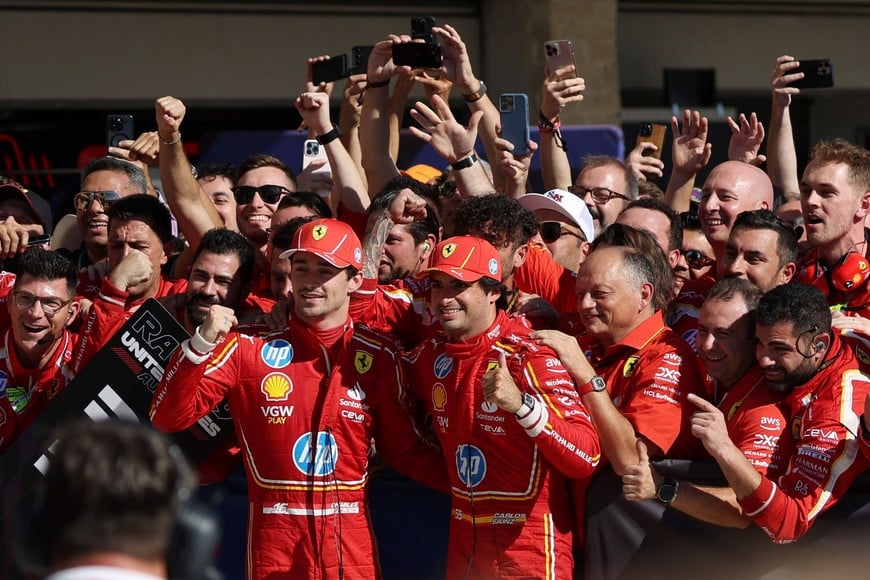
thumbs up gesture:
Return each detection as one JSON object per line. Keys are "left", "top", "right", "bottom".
{"left": 621, "top": 439, "right": 658, "bottom": 502}
{"left": 482, "top": 351, "right": 523, "bottom": 413}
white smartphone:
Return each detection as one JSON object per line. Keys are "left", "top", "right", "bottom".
{"left": 302, "top": 139, "right": 333, "bottom": 199}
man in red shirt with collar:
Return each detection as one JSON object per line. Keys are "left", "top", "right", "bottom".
{"left": 404, "top": 234, "right": 600, "bottom": 579}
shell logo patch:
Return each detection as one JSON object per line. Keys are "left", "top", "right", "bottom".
{"left": 261, "top": 372, "right": 293, "bottom": 401}
{"left": 355, "top": 351, "right": 373, "bottom": 374}
{"left": 442, "top": 243, "right": 457, "bottom": 258}
{"left": 433, "top": 383, "right": 447, "bottom": 411}
{"left": 312, "top": 225, "right": 327, "bottom": 240}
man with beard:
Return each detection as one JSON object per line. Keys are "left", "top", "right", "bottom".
{"left": 690, "top": 283, "right": 870, "bottom": 542}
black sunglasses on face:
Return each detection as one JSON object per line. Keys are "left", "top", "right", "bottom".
{"left": 232, "top": 185, "right": 291, "bottom": 205}
{"left": 683, "top": 249, "right": 715, "bottom": 269}
{"left": 540, "top": 221, "right": 583, "bottom": 244}
{"left": 73, "top": 190, "right": 123, "bottom": 212}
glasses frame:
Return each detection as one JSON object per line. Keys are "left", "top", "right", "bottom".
{"left": 12, "top": 290, "right": 74, "bottom": 318}
{"left": 569, "top": 186, "right": 629, "bottom": 204}
{"left": 231, "top": 185, "right": 291, "bottom": 205}
{"left": 73, "top": 190, "right": 122, "bottom": 212}
{"left": 682, "top": 249, "right": 715, "bottom": 270}
{"left": 540, "top": 221, "right": 583, "bottom": 244}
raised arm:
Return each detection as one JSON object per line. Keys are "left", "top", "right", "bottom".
{"left": 539, "top": 64, "right": 585, "bottom": 190}
{"left": 767, "top": 55, "right": 802, "bottom": 201}
{"left": 664, "top": 110, "right": 712, "bottom": 213}
{"left": 726, "top": 112, "right": 766, "bottom": 166}
{"left": 339, "top": 73, "right": 368, "bottom": 183}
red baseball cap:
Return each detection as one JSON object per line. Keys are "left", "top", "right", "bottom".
{"left": 279, "top": 218, "right": 363, "bottom": 269}
{"left": 421, "top": 235, "right": 502, "bottom": 282}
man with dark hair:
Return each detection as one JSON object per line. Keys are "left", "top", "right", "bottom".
{"left": 271, "top": 191, "right": 332, "bottom": 229}
{"left": 197, "top": 162, "right": 238, "bottom": 231}
{"left": 617, "top": 197, "right": 682, "bottom": 270}
{"left": 404, "top": 234, "right": 600, "bottom": 577}
{"left": 22, "top": 419, "right": 198, "bottom": 579}
{"left": 722, "top": 209, "right": 798, "bottom": 292}
{"left": 268, "top": 217, "right": 314, "bottom": 303}
{"left": 0, "top": 250, "right": 80, "bottom": 451}
{"left": 68, "top": 156, "right": 149, "bottom": 268}
{"left": 151, "top": 218, "right": 446, "bottom": 578}
{"left": 693, "top": 283, "right": 870, "bottom": 542}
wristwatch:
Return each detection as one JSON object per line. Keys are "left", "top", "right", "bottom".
{"left": 450, "top": 152, "right": 479, "bottom": 171}
{"left": 577, "top": 375, "right": 606, "bottom": 396}
{"left": 462, "top": 80, "right": 487, "bottom": 103}
{"left": 656, "top": 477, "right": 680, "bottom": 505}
{"left": 515, "top": 392, "right": 536, "bottom": 419}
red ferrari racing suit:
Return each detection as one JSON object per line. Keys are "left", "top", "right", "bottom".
{"left": 150, "top": 316, "right": 447, "bottom": 579}
{"left": 736, "top": 334, "right": 870, "bottom": 542}
{"left": 403, "top": 311, "right": 600, "bottom": 579}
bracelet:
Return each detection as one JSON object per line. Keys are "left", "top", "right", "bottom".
{"left": 462, "top": 80, "right": 487, "bottom": 103}
{"left": 450, "top": 152, "right": 478, "bottom": 171}
{"left": 159, "top": 132, "right": 182, "bottom": 145}
{"left": 367, "top": 78, "right": 390, "bottom": 89}
{"left": 316, "top": 126, "right": 342, "bottom": 145}
{"left": 538, "top": 110, "right": 561, "bottom": 133}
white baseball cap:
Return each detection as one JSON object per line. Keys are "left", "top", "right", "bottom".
{"left": 518, "top": 189, "right": 595, "bottom": 242}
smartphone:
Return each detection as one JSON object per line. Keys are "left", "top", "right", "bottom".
{"left": 498, "top": 93, "right": 531, "bottom": 156}
{"left": 636, "top": 122, "right": 668, "bottom": 159}
{"left": 791, "top": 58, "right": 834, "bottom": 89}
{"left": 411, "top": 16, "right": 436, "bottom": 44}
{"left": 106, "top": 114, "right": 134, "bottom": 151}
{"left": 392, "top": 42, "right": 443, "bottom": 69}
{"left": 302, "top": 139, "right": 332, "bottom": 199}
{"left": 544, "top": 40, "right": 576, "bottom": 76}
{"left": 311, "top": 54, "right": 349, "bottom": 85}
{"left": 26, "top": 234, "right": 52, "bottom": 247}
{"left": 348, "top": 45, "right": 373, "bottom": 76}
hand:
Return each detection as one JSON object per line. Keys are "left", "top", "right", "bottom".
{"left": 305, "top": 55, "right": 336, "bottom": 96}
{"left": 155, "top": 96, "right": 186, "bottom": 139}
{"left": 0, "top": 219, "right": 42, "bottom": 260}
{"left": 199, "top": 304, "right": 237, "bottom": 344}
{"left": 431, "top": 24, "right": 477, "bottom": 93}
{"left": 113, "top": 132, "right": 160, "bottom": 167}
{"left": 622, "top": 440, "right": 659, "bottom": 502}
{"left": 384, "top": 188, "right": 428, "bottom": 224}
{"left": 727, "top": 113, "right": 766, "bottom": 166}
{"left": 409, "top": 94, "right": 483, "bottom": 164}
{"left": 414, "top": 71, "right": 453, "bottom": 103}
{"left": 295, "top": 91, "right": 333, "bottom": 136}
{"left": 541, "top": 65, "right": 585, "bottom": 121}
{"left": 296, "top": 158, "right": 334, "bottom": 194}
{"left": 494, "top": 135, "right": 537, "bottom": 197}
{"left": 367, "top": 35, "right": 413, "bottom": 84}
{"left": 481, "top": 351, "right": 523, "bottom": 413}
{"left": 770, "top": 55, "right": 802, "bottom": 108}
{"left": 626, "top": 141, "right": 665, "bottom": 181}
{"left": 688, "top": 393, "right": 733, "bottom": 459}
{"left": 511, "top": 291, "right": 558, "bottom": 329}
{"left": 530, "top": 329, "right": 595, "bottom": 384}
{"left": 670, "top": 110, "right": 712, "bottom": 176}
{"left": 342, "top": 73, "right": 368, "bottom": 118}
{"left": 108, "top": 249, "right": 153, "bottom": 292}
{"left": 831, "top": 311, "right": 870, "bottom": 339}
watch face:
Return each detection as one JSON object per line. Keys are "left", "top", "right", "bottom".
{"left": 591, "top": 376, "right": 607, "bottom": 392}
{"left": 657, "top": 479, "right": 678, "bottom": 504}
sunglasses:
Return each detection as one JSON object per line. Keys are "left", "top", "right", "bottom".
{"left": 683, "top": 249, "right": 715, "bottom": 269}
{"left": 73, "top": 190, "right": 122, "bottom": 212}
{"left": 540, "top": 221, "right": 583, "bottom": 244}
{"left": 232, "top": 185, "right": 291, "bottom": 205}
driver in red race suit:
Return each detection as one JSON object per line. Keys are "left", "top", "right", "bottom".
{"left": 150, "top": 218, "right": 446, "bottom": 579}
{"left": 403, "top": 235, "right": 601, "bottom": 579}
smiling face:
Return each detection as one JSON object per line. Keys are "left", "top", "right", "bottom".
{"left": 722, "top": 227, "right": 794, "bottom": 292}
{"left": 574, "top": 164, "right": 630, "bottom": 236}
{"left": 378, "top": 223, "right": 431, "bottom": 284}
{"left": 184, "top": 251, "right": 244, "bottom": 330}
{"left": 9, "top": 274, "right": 77, "bottom": 359}
{"left": 697, "top": 296, "right": 756, "bottom": 389}
{"left": 77, "top": 169, "right": 142, "bottom": 258}
{"left": 236, "top": 167, "right": 294, "bottom": 247}
{"left": 199, "top": 175, "right": 238, "bottom": 231}
{"left": 428, "top": 271, "right": 499, "bottom": 342}
{"left": 289, "top": 252, "right": 361, "bottom": 329}
{"left": 755, "top": 320, "right": 822, "bottom": 393}
{"left": 699, "top": 162, "right": 772, "bottom": 253}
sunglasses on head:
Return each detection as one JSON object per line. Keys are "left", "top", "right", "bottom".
{"left": 232, "top": 185, "right": 291, "bottom": 205}
{"left": 683, "top": 249, "right": 715, "bottom": 269}
{"left": 73, "top": 190, "right": 122, "bottom": 212}
{"left": 540, "top": 221, "right": 583, "bottom": 244}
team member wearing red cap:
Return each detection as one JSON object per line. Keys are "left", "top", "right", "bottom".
{"left": 151, "top": 218, "right": 447, "bottom": 579}
{"left": 403, "top": 235, "right": 600, "bottom": 579}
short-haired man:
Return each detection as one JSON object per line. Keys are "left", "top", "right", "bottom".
{"left": 722, "top": 209, "right": 798, "bottom": 292}
{"left": 404, "top": 235, "right": 600, "bottom": 577}
{"left": 570, "top": 155, "right": 638, "bottom": 237}
{"left": 197, "top": 162, "right": 239, "bottom": 231}
{"left": 695, "top": 283, "right": 870, "bottom": 542}
{"left": 796, "top": 139, "right": 870, "bottom": 315}
{"left": 617, "top": 197, "right": 682, "bottom": 270}
{"left": 150, "top": 218, "right": 446, "bottom": 578}
{"left": 15, "top": 419, "right": 207, "bottom": 579}
{"left": 622, "top": 278, "right": 793, "bottom": 528}
{"left": 70, "top": 156, "right": 148, "bottom": 268}
{"left": 518, "top": 188, "right": 594, "bottom": 273}
{"left": 0, "top": 250, "right": 80, "bottom": 451}
{"left": 0, "top": 177, "right": 53, "bottom": 284}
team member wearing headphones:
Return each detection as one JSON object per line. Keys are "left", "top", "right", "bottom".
{"left": 0, "top": 250, "right": 80, "bottom": 452}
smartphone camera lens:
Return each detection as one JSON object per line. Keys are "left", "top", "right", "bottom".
{"left": 109, "top": 117, "right": 123, "bottom": 131}
{"left": 500, "top": 96, "right": 514, "bottom": 111}
{"left": 545, "top": 44, "right": 557, "bottom": 57}
{"left": 640, "top": 123, "right": 652, "bottom": 136}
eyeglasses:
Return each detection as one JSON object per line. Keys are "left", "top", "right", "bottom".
{"left": 683, "top": 249, "right": 715, "bottom": 270}
{"left": 13, "top": 291, "right": 73, "bottom": 318}
{"left": 74, "top": 190, "right": 122, "bottom": 212}
{"left": 540, "top": 221, "right": 583, "bottom": 244}
{"left": 569, "top": 186, "right": 628, "bottom": 204}
{"left": 232, "top": 185, "right": 291, "bottom": 205}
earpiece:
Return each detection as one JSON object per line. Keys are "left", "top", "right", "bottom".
{"left": 422, "top": 243, "right": 431, "bottom": 252}
{"left": 815, "top": 341, "right": 825, "bottom": 351}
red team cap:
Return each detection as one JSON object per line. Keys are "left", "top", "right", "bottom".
{"left": 280, "top": 218, "right": 363, "bottom": 269}
{"left": 422, "top": 235, "right": 502, "bottom": 282}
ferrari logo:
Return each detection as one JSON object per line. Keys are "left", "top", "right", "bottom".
{"left": 355, "top": 351, "right": 373, "bottom": 374}
{"left": 313, "top": 225, "right": 327, "bottom": 240}
{"left": 485, "top": 360, "right": 499, "bottom": 373}
{"left": 622, "top": 355, "right": 640, "bottom": 378}
{"left": 442, "top": 243, "right": 457, "bottom": 258}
